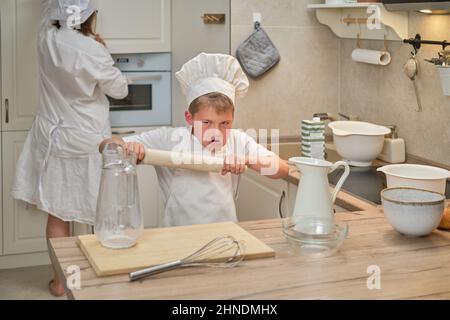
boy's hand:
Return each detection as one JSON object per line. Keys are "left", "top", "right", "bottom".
{"left": 222, "top": 155, "right": 247, "bottom": 176}
{"left": 123, "top": 142, "right": 146, "bottom": 163}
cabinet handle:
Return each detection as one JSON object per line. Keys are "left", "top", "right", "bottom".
{"left": 112, "top": 130, "right": 136, "bottom": 135}
{"left": 5, "top": 99, "right": 9, "bottom": 124}
{"left": 279, "top": 191, "right": 286, "bottom": 219}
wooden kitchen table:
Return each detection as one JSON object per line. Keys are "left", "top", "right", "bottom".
{"left": 49, "top": 208, "right": 450, "bottom": 300}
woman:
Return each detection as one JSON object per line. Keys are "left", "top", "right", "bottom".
{"left": 11, "top": 0, "right": 129, "bottom": 296}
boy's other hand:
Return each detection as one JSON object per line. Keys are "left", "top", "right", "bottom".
{"left": 222, "top": 155, "right": 247, "bottom": 176}
{"left": 123, "top": 142, "right": 146, "bottom": 163}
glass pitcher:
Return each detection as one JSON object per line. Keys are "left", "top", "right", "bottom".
{"left": 95, "top": 143, "right": 143, "bottom": 249}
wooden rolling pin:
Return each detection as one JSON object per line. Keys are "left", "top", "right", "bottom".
{"left": 141, "top": 149, "right": 225, "bottom": 173}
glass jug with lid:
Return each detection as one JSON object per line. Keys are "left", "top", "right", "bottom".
{"left": 95, "top": 143, "right": 143, "bottom": 249}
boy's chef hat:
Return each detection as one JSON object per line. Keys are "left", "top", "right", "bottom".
{"left": 50, "top": 0, "right": 96, "bottom": 27}
{"left": 176, "top": 53, "right": 249, "bottom": 108}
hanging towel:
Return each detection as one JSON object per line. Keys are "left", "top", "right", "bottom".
{"left": 235, "top": 22, "right": 280, "bottom": 79}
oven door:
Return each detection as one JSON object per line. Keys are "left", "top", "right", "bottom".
{"left": 108, "top": 71, "right": 171, "bottom": 128}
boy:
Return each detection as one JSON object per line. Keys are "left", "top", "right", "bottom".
{"left": 100, "top": 53, "right": 289, "bottom": 227}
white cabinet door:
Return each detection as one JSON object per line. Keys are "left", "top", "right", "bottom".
{"left": 93, "top": 0, "right": 171, "bottom": 54}
{"left": 2, "top": 131, "right": 48, "bottom": 255}
{"left": 236, "top": 170, "right": 288, "bottom": 222}
{"left": 171, "top": 0, "right": 230, "bottom": 126}
{"left": 1, "top": 0, "right": 41, "bottom": 131}
{"left": 288, "top": 183, "right": 298, "bottom": 217}
{"left": 137, "top": 165, "right": 165, "bottom": 228}
{"left": 0, "top": 133, "right": 2, "bottom": 255}
{"left": 72, "top": 223, "right": 93, "bottom": 236}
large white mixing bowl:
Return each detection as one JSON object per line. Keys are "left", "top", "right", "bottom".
{"left": 328, "top": 121, "right": 391, "bottom": 167}
{"left": 377, "top": 164, "right": 450, "bottom": 194}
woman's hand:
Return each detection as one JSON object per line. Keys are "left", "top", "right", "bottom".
{"left": 123, "top": 142, "right": 146, "bottom": 163}
{"left": 222, "top": 155, "right": 247, "bottom": 176}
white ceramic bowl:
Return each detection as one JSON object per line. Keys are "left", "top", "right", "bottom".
{"left": 377, "top": 164, "right": 450, "bottom": 195}
{"left": 328, "top": 121, "right": 391, "bottom": 167}
{"left": 381, "top": 187, "right": 445, "bottom": 237}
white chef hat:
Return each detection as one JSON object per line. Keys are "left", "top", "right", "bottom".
{"left": 49, "top": 0, "right": 96, "bottom": 28}
{"left": 176, "top": 53, "right": 250, "bottom": 108}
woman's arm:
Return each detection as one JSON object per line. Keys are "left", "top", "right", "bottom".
{"left": 80, "top": 49, "right": 129, "bottom": 100}
{"left": 39, "top": 0, "right": 53, "bottom": 38}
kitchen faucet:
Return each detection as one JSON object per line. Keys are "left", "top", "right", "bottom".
{"left": 313, "top": 112, "right": 359, "bottom": 121}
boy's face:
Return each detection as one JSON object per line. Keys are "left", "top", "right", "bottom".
{"left": 185, "top": 106, "right": 234, "bottom": 153}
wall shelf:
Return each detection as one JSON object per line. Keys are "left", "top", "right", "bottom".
{"left": 307, "top": 3, "right": 409, "bottom": 41}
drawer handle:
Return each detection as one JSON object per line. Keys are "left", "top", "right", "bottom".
{"left": 5, "top": 99, "right": 9, "bottom": 124}
{"left": 279, "top": 191, "right": 286, "bottom": 219}
{"left": 112, "top": 130, "right": 136, "bottom": 135}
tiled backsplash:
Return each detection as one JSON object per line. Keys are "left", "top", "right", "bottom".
{"left": 230, "top": 0, "right": 340, "bottom": 138}
{"left": 231, "top": 1, "right": 450, "bottom": 166}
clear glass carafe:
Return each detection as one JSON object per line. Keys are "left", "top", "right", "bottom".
{"left": 95, "top": 143, "right": 143, "bottom": 249}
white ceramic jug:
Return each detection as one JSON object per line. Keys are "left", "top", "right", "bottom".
{"left": 289, "top": 157, "right": 350, "bottom": 224}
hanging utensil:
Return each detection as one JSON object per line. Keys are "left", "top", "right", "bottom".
{"left": 403, "top": 53, "right": 423, "bottom": 112}
{"left": 129, "top": 235, "right": 246, "bottom": 281}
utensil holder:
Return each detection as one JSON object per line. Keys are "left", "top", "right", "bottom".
{"left": 437, "top": 66, "right": 450, "bottom": 96}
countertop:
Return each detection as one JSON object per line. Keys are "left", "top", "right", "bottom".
{"left": 49, "top": 208, "right": 450, "bottom": 300}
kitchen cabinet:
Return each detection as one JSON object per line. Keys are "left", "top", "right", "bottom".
{"left": 2, "top": 131, "right": 48, "bottom": 255}
{"left": 92, "top": 0, "right": 171, "bottom": 54}
{"left": 0, "top": 134, "right": 2, "bottom": 256}
{"left": 288, "top": 183, "right": 298, "bottom": 217}
{"left": 236, "top": 170, "right": 289, "bottom": 222}
{"left": 137, "top": 165, "right": 165, "bottom": 228}
{"left": 1, "top": 0, "right": 41, "bottom": 131}
{"left": 171, "top": 0, "right": 230, "bottom": 126}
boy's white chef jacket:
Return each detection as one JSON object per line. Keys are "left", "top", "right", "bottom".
{"left": 124, "top": 127, "right": 275, "bottom": 227}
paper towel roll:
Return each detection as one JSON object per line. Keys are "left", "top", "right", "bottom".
{"left": 351, "top": 49, "right": 392, "bottom": 66}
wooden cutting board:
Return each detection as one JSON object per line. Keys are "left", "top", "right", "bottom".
{"left": 77, "top": 222, "right": 276, "bottom": 277}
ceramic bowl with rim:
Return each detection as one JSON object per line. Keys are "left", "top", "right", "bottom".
{"left": 381, "top": 187, "right": 445, "bottom": 237}
{"left": 377, "top": 164, "right": 450, "bottom": 195}
{"left": 328, "top": 121, "right": 391, "bottom": 167}
{"left": 282, "top": 216, "right": 348, "bottom": 258}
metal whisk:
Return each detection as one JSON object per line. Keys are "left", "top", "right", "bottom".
{"left": 129, "top": 235, "right": 245, "bottom": 281}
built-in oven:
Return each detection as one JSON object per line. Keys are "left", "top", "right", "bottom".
{"left": 109, "top": 53, "right": 172, "bottom": 128}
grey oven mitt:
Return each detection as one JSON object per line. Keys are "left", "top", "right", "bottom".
{"left": 236, "top": 22, "right": 280, "bottom": 79}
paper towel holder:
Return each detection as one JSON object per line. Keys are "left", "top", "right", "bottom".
{"left": 356, "top": 33, "right": 389, "bottom": 52}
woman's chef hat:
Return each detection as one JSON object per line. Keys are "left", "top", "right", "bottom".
{"left": 50, "top": 0, "right": 96, "bottom": 28}
{"left": 176, "top": 53, "right": 249, "bottom": 108}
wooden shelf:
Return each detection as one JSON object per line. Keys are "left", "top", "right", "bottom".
{"left": 307, "top": 2, "right": 409, "bottom": 41}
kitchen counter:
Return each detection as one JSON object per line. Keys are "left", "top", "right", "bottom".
{"left": 49, "top": 209, "right": 450, "bottom": 300}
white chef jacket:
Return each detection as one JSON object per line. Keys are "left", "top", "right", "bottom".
{"left": 124, "top": 127, "right": 275, "bottom": 227}
{"left": 11, "top": 0, "right": 128, "bottom": 224}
